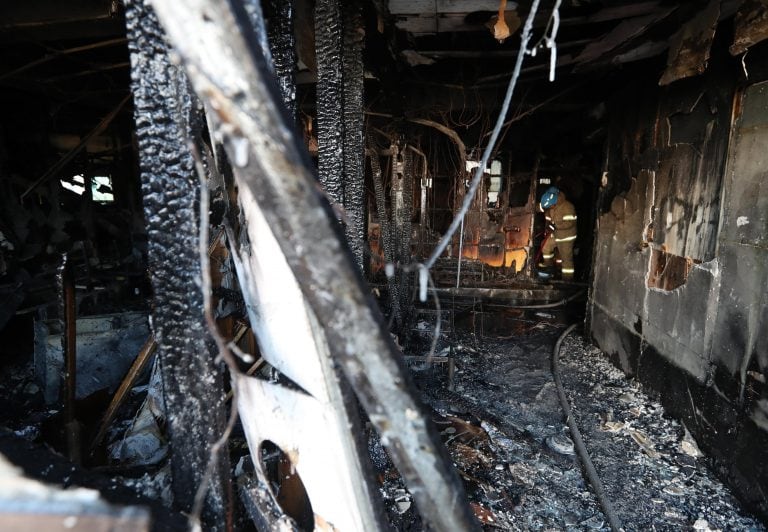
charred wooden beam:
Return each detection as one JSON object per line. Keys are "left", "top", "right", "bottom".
{"left": 314, "top": 0, "right": 345, "bottom": 207}
{"left": 148, "top": 1, "right": 479, "bottom": 529}
{"left": 123, "top": 1, "right": 231, "bottom": 528}
{"left": 315, "top": 0, "right": 367, "bottom": 270}
{"left": 0, "top": 37, "right": 127, "bottom": 81}
{"left": 342, "top": 0, "right": 366, "bottom": 271}
{"left": 265, "top": 0, "right": 298, "bottom": 122}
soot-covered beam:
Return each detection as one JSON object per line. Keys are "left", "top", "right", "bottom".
{"left": 314, "top": 0, "right": 344, "bottom": 207}
{"left": 342, "top": 0, "right": 366, "bottom": 270}
{"left": 315, "top": 0, "right": 366, "bottom": 270}
{"left": 266, "top": 0, "right": 298, "bottom": 122}
{"left": 124, "top": 1, "right": 231, "bottom": 528}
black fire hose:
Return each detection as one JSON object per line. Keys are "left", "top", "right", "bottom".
{"left": 552, "top": 324, "right": 623, "bottom": 532}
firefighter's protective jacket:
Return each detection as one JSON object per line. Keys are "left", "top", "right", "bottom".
{"left": 544, "top": 197, "right": 577, "bottom": 242}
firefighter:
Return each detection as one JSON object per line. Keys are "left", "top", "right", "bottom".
{"left": 537, "top": 186, "right": 577, "bottom": 280}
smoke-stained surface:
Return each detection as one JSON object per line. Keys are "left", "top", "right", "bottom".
{"left": 124, "top": 1, "right": 230, "bottom": 527}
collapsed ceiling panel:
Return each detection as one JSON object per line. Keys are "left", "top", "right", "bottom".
{"left": 659, "top": 0, "right": 720, "bottom": 86}
{"left": 731, "top": 0, "right": 768, "bottom": 55}
{"left": 574, "top": 9, "right": 675, "bottom": 65}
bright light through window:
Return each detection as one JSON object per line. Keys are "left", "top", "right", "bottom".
{"left": 92, "top": 175, "right": 114, "bottom": 203}
{"left": 60, "top": 174, "right": 85, "bottom": 195}
{"left": 60, "top": 174, "right": 114, "bottom": 203}
{"left": 466, "top": 160, "right": 503, "bottom": 206}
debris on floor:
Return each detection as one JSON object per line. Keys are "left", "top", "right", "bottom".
{"left": 0, "top": 451, "right": 152, "bottom": 531}
{"left": 381, "top": 316, "right": 765, "bottom": 531}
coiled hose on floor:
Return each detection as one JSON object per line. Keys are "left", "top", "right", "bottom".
{"left": 552, "top": 324, "right": 623, "bottom": 532}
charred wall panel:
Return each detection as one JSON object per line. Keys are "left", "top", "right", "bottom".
{"left": 589, "top": 47, "right": 768, "bottom": 519}
{"left": 124, "top": 1, "right": 230, "bottom": 526}
{"left": 711, "top": 80, "right": 768, "bottom": 405}
{"left": 652, "top": 80, "right": 731, "bottom": 261}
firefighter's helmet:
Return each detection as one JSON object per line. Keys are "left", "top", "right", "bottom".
{"left": 540, "top": 186, "right": 559, "bottom": 209}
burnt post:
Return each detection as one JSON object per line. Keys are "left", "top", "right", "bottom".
{"left": 390, "top": 143, "right": 414, "bottom": 338}
{"left": 315, "top": 0, "right": 366, "bottom": 271}
{"left": 265, "top": 0, "right": 297, "bottom": 122}
{"left": 58, "top": 253, "right": 80, "bottom": 464}
{"left": 314, "top": 0, "right": 344, "bottom": 207}
{"left": 124, "top": 1, "right": 231, "bottom": 528}
{"left": 342, "top": 0, "right": 366, "bottom": 271}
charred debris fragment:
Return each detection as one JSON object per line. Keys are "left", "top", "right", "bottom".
{"left": 0, "top": 0, "right": 767, "bottom": 530}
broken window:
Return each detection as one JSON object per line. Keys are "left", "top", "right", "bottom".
{"left": 60, "top": 174, "right": 86, "bottom": 195}
{"left": 91, "top": 175, "right": 115, "bottom": 203}
{"left": 465, "top": 159, "right": 502, "bottom": 207}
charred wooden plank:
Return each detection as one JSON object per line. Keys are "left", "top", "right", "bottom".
{"left": 89, "top": 336, "right": 156, "bottom": 455}
{"left": 659, "top": 0, "right": 719, "bottom": 86}
{"left": 730, "top": 0, "right": 768, "bottom": 55}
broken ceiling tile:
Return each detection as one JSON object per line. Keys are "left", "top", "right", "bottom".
{"left": 659, "top": 0, "right": 720, "bottom": 86}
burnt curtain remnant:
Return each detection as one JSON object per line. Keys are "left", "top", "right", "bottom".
{"left": 315, "top": 0, "right": 366, "bottom": 270}
{"left": 124, "top": 0, "right": 230, "bottom": 527}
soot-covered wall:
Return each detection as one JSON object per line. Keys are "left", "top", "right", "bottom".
{"left": 588, "top": 45, "right": 768, "bottom": 519}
